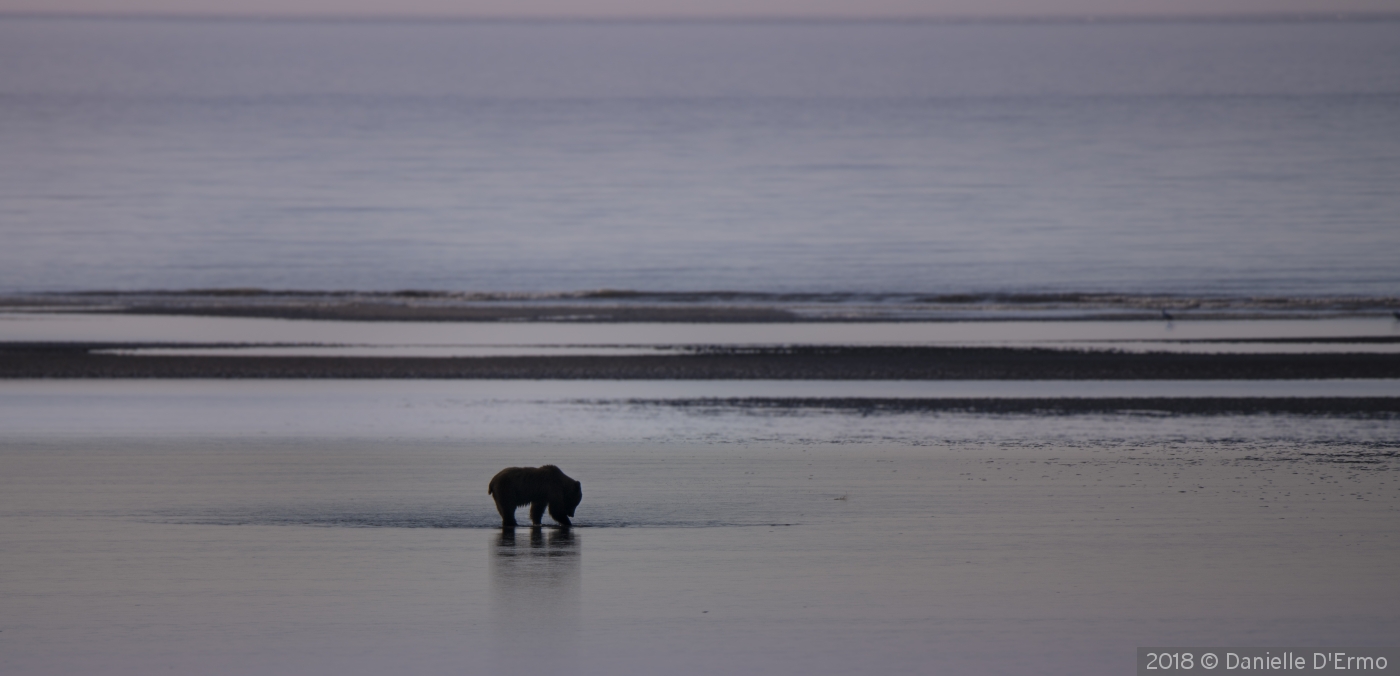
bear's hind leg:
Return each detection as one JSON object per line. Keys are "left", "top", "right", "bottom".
{"left": 529, "top": 501, "right": 547, "bottom": 526}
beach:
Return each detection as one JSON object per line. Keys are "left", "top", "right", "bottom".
{"left": 3, "top": 307, "right": 1399, "bottom": 676}
{"left": 4, "top": 315, "right": 1399, "bottom": 675}
{"left": 3, "top": 431, "right": 1396, "bottom": 675}
{"left": 5, "top": 303, "right": 1400, "bottom": 382}
{"left": 3, "top": 377, "right": 1399, "bottom": 674}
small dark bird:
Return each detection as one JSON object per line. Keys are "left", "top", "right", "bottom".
{"left": 1161, "top": 309, "right": 1174, "bottom": 321}
{"left": 1392, "top": 310, "right": 1400, "bottom": 320}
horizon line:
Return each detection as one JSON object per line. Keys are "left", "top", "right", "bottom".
{"left": 3, "top": 10, "right": 1400, "bottom": 25}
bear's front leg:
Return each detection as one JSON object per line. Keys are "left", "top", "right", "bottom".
{"left": 548, "top": 504, "right": 572, "bottom": 528}
{"left": 529, "top": 501, "right": 547, "bottom": 526}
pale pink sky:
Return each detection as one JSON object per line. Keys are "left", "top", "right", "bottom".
{"left": 1, "top": 0, "right": 1395, "bottom": 19}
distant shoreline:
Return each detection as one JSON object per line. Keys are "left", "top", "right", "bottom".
{"left": 5, "top": 344, "right": 1400, "bottom": 380}
{"left": 5, "top": 12, "right": 1399, "bottom": 26}
{"left": 3, "top": 290, "right": 1398, "bottom": 322}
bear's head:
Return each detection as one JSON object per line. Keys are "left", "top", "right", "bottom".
{"left": 562, "top": 479, "right": 582, "bottom": 517}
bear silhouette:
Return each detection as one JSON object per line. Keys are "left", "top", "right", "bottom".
{"left": 488, "top": 465, "right": 582, "bottom": 528}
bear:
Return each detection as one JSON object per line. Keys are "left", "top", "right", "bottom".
{"left": 488, "top": 465, "right": 582, "bottom": 529}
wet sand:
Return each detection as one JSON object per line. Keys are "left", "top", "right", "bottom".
{"left": 3, "top": 437, "right": 1396, "bottom": 675}
{"left": 5, "top": 291, "right": 1397, "bottom": 322}
{"left": 4, "top": 343, "right": 1400, "bottom": 380}
{"left": 120, "top": 303, "right": 801, "bottom": 323}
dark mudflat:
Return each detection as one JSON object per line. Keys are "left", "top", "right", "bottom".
{"left": 3, "top": 344, "right": 1399, "bottom": 380}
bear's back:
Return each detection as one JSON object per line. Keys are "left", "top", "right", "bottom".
{"left": 488, "top": 465, "right": 563, "bottom": 496}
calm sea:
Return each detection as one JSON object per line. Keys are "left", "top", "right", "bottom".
{"left": 2, "top": 17, "right": 1398, "bottom": 298}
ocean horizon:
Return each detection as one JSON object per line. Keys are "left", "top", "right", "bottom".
{"left": 3, "top": 16, "right": 1398, "bottom": 297}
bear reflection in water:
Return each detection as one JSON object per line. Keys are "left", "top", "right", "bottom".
{"left": 490, "top": 528, "right": 581, "bottom": 656}
{"left": 495, "top": 527, "right": 577, "bottom": 552}
{"left": 491, "top": 528, "right": 579, "bottom": 592}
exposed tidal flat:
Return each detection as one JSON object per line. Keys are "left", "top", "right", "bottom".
{"left": 5, "top": 311, "right": 1400, "bottom": 381}
{"left": 3, "top": 312, "right": 1399, "bottom": 675}
{"left": 3, "top": 433, "right": 1397, "bottom": 675}
{"left": 10, "top": 346, "right": 1400, "bottom": 381}
{"left": 1, "top": 382, "right": 1399, "bottom": 674}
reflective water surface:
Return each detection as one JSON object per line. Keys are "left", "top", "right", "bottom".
{"left": 3, "top": 379, "right": 1400, "bottom": 443}
{"left": 3, "top": 433, "right": 1397, "bottom": 675}
{"left": 7, "top": 313, "right": 1400, "bottom": 344}
{"left": 3, "top": 20, "right": 1399, "bottom": 296}
{"left": 491, "top": 528, "right": 582, "bottom": 670}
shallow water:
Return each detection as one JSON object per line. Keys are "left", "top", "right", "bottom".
{"left": 4, "top": 377, "right": 1398, "bottom": 674}
{"left": 3, "top": 432, "right": 1397, "bottom": 676}
{"left": 5, "top": 313, "right": 1400, "bottom": 353}
{"left": 3, "top": 379, "right": 1400, "bottom": 442}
